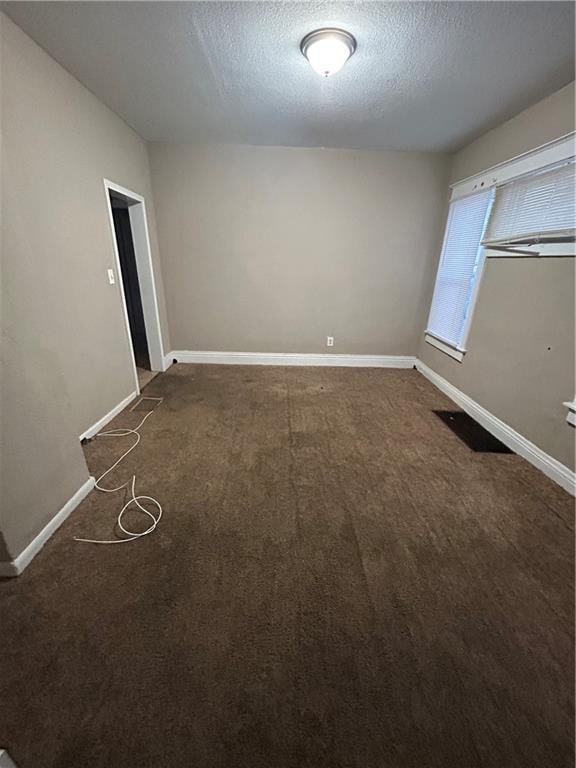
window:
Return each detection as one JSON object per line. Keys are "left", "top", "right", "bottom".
{"left": 426, "top": 135, "right": 575, "bottom": 362}
{"left": 483, "top": 160, "right": 575, "bottom": 251}
{"left": 425, "top": 189, "right": 494, "bottom": 360}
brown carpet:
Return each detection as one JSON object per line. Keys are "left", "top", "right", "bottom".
{"left": 0, "top": 365, "right": 573, "bottom": 768}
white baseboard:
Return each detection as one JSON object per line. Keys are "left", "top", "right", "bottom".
{"left": 170, "top": 350, "right": 417, "bottom": 368}
{"left": 79, "top": 390, "right": 138, "bottom": 441}
{"left": 416, "top": 360, "right": 576, "bottom": 496}
{"left": 162, "top": 352, "right": 174, "bottom": 371}
{"left": 0, "top": 477, "right": 96, "bottom": 578}
{"left": 0, "top": 750, "right": 19, "bottom": 768}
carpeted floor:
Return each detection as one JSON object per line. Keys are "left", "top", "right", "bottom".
{"left": 0, "top": 365, "right": 573, "bottom": 768}
{"left": 136, "top": 366, "right": 158, "bottom": 390}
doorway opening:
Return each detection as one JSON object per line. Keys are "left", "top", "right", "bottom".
{"left": 103, "top": 180, "right": 165, "bottom": 394}
{"left": 109, "top": 193, "right": 154, "bottom": 389}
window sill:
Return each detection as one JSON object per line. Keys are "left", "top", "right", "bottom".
{"left": 425, "top": 334, "right": 465, "bottom": 362}
{"left": 563, "top": 401, "right": 576, "bottom": 427}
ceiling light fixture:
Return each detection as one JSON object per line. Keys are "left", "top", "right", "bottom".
{"left": 300, "top": 28, "right": 356, "bottom": 77}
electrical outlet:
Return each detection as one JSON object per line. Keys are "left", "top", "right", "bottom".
{"left": 326, "top": 336, "right": 334, "bottom": 347}
{"left": 107, "top": 268, "right": 116, "bottom": 285}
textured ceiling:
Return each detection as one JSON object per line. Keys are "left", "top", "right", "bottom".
{"left": 2, "top": 1, "right": 574, "bottom": 151}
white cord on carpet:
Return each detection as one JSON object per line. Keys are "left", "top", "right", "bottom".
{"left": 75, "top": 404, "right": 163, "bottom": 544}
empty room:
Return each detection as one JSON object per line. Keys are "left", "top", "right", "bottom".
{"left": 0, "top": 2, "right": 574, "bottom": 767}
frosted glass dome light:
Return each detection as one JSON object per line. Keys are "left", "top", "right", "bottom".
{"left": 301, "top": 28, "right": 356, "bottom": 77}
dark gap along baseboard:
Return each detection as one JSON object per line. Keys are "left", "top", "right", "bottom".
{"left": 433, "top": 410, "right": 513, "bottom": 453}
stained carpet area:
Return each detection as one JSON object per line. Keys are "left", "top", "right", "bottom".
{"left": 0, "top": 365, "right": 573, "bottom": 768}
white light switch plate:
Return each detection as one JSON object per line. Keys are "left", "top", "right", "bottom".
{"left": 107, "top": 268, "right": 115, "bottom": 285}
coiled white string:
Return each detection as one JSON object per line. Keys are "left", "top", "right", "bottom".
{"left": 75, "top": 404, "right": 163, "bottom": 544}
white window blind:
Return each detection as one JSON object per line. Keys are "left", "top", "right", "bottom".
{"left": 484, "top": 160, "right": 576, "bottom": 244}
{"left": 426, "top": 188, "right": 494, "bottom": 350}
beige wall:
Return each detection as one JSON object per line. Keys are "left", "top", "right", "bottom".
{"left": 1, "top": 14, "right": 170, "bottom": 559}
{"left": 419, "top": 83, "right": 575, "bottom": 470}
{"left": 451, "top": 82, "right": 575, "bottom": 182}
{"left": 149, "top": 143, "right": 450, "bottom": 355}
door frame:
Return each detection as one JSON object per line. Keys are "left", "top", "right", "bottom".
{"left": 103, "top": 179, "right": 165, "bottom": 393}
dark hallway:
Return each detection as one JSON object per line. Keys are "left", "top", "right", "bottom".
{"left": 110, "top": 194, "right": 150, "bottom": 372}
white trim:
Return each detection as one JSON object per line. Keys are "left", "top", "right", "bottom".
{"left": 103, "top": 179, "right": 165, "bottom": 387}
{"left": 103, "top": 181, "right": 140, "bottom": 395}
{"left": 483, "top": 228, "right": 575, "bottom": 248}
{"left": 79, "top": 390, "right": 138, "bottom": 441}
{"left": 162, "top": 352, "right": 174, "bottom": 372}
{"left": 416, "top": 360, "right": 576, "bottom": 496}
{"left": 170, "top": 351, "right": 417, "bottom": 368}
{"left": 485, "top": 242, "right": 576, "bottom": 258}
{"left": 424, "top": 334, "right": 464, "bottom": 362}
{"left": 0, "top": 477, "right": 96, "bottom": 578}
{"left": 563, "top": 400, "right": 576, "bottom": 427}
{"left": 128, "top": 202, "right": 165, "bottom": 372}
{"left": 457, "top": 240, "right": 490, "bottom": 347}
{"left": 0, "top": 750, "right": 19, "bottom": 768}
{"left": 451, "top": 133, "right": 575, "bottom": 201}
